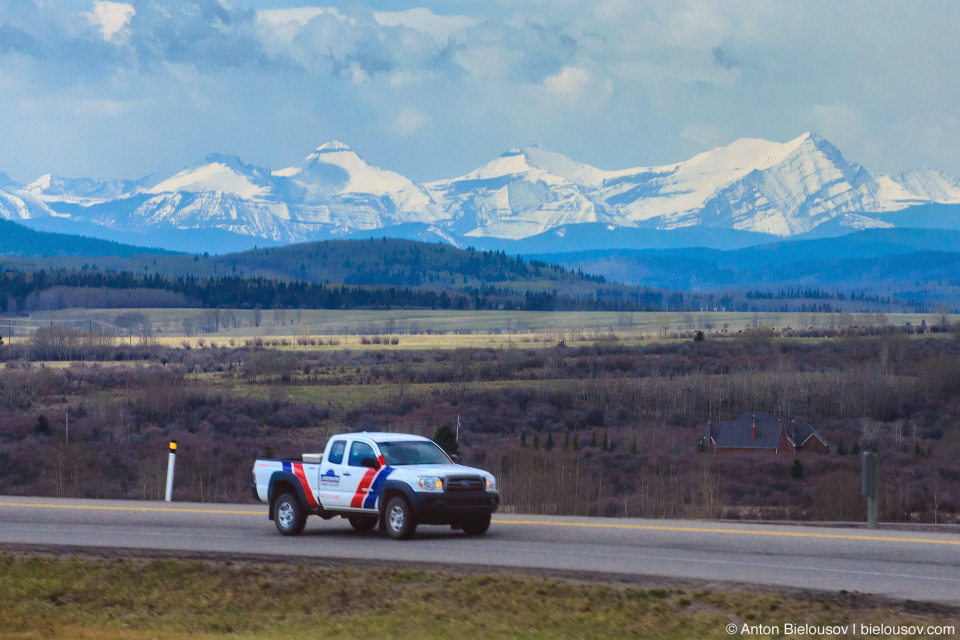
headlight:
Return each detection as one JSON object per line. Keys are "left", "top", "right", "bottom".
{"left": 485, "top": 476, "right": 497, "bottom": 492}
{"left": 417, "top": 476, "right": 444, "bottom": 492}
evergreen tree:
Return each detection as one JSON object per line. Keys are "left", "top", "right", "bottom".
{"left": 590, "top": 431, "right": 597, "bottom": 448}
{"left": 532, "top": 434, "right": 540, "bottom": 449}
{"left": 836, "top": 438, "right": 846, "bottom": 455}
{"left": 915, "top": 441, "right": 923, "bottom": 456}
{"left": 35, "top": 414, "right": 50, "bottom": 436}
{"left": 432, "top": 424, "right": 460, "bottom": 457}
{"left": 629, "top": 438, "right": 638, "bottom": 454}
{"left": 790, "top": 458, "right": 804, "bottom": 480}
{"left": 603, "top": 432, "right": 609, "bottom": 451}
{"left": 851, "top": 441, "right": 860, "bottom": 456}
{"left": 520, "top": 432, "right": 527, "bottom": 447}
{"left": 564, "top": 431, "right": 569, "bottom": 449}
{"left": 545, "top": 433, "right": 554, "bottom": 451}
{"left": 572, "top": 433, "right": 580, "bottom": 450}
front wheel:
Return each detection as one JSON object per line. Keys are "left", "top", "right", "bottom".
{"left": 385, "top": 496, "right": 417, "bottom": 540}
{"left": 274, "top": 493, "right": 306, "bottom": 536}
{"left": 348, "top": 516, "right": 378, "bottom": 532}
{"left": 462, "top": 513, "right": 491, "bottom": 536}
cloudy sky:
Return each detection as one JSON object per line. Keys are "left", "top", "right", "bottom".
{"left": 0, "top": 0, "right": 958, "bottom": 184}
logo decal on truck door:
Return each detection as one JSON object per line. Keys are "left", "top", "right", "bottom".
{"left": 320, "top": 469, "right": 340, "bottom": 487}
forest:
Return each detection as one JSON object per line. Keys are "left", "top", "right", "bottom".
{"left": 0, "top": 325, "right": 957, "bottom": 524}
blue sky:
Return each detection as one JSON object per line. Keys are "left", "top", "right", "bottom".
{"left": 1, "top": 0, "right": 958, "bottom": 183}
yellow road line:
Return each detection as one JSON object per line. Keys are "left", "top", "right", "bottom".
{"left": 0, "top": 502, "right": 262, "bottom": 516}
{"left": 493, "top": 519, "right": 960, "bottom": 546}
{"left": 1, "top": 502, "right": 957, "bottom": 546}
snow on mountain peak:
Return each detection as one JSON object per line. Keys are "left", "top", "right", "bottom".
{"left": 890, "top": 166, "right": 960, "bottom": 203}
{"left": 6, "top": 133, "right": 960, "bottom": 245}
{"left": 314, "top": 141, "right": 352, "bottom": 153}
{"left": 148, "top": 157, "right": 272, "bottom": 198}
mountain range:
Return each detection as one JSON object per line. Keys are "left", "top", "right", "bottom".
{"left": 3, "top": 133, "right": 960, "bottom": 253}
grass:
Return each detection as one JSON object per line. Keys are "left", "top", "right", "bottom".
{"left": 1, "top": 554, "right": 956, "bottom": 639}
{"left": 219, "top": 378, "right": 566, "bottom": 410}
{"left": 21, "top": 308, "right": 953, "bottom": 343}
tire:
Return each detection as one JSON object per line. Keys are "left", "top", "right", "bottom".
{"left": 348, "top": 515, "right": 378, "bottom": 532}
{"left": 461, "top": 513, "right": 491, "bottom": 536}
{"left": 274, "top": 492, "right": 306, "bottom": 536}
{"left": 384, "top": 496, "right": 417, "bottom": 540}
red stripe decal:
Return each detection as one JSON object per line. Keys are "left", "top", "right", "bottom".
{"left": 292, "top": 463, "right": 319, "bottom": 507}
{"left": 351, "top": 468, "right": 378, "bottom": 508}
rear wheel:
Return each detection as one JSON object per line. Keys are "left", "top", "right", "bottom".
{"left": 462, "top": 513, "right": 491, "bottom": 536}
{"left": 385, "top": 496, "right": 417, "bottom": 540}
{"left": 348, "top": 515, "right": 378, "bottom": 532}
{"left": 274, "top": 492, "right": 306, "bottom": 536}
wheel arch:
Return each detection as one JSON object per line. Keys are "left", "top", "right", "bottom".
{"left": 379, "top": 480, "right": 420, "bottom": 518}
{"left": 267, "top": 472, "right": 308, "bottom": 520}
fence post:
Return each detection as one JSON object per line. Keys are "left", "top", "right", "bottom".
{"left": 165, "top": 440, "right": 177, "bottom": 502}
{"left": 861, "top": 451, "right": 879, "bottom": 529}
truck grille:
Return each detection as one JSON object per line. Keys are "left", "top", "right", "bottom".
{"left": 445, "top": 476, "right": 484, "bottom": 492}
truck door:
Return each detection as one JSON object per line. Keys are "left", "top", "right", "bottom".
{"left": 343, "top": 440, "right": 380, "bottom": 511}
{"left": 317, "top": 438, "right": 348, "bottom": 508}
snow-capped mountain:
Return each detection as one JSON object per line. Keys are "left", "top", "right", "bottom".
{"left": 425, "top": 146, "right": 613, "bottom": 239}
{"left": 2, "top": 133, "right": 960, "bottom": 251}
{"left": 25, "top": 174, "right": 142, "bottom": 203}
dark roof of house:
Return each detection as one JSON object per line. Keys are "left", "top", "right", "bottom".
{"left": 708, "top": 412, "right": 825, "bottom": 450}
{"left": 788, "top": 417, "right": 826, "bottom": 447}
{"left": 710, "top": 412, "right": 784, "bottom": 449}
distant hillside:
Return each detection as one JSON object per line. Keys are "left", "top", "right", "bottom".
{"left": 3, "top": 238, "right": 611, "bottom": 296}
{"left": 0, "top": 219, "right": 177, "bottom": 257}
{"left": 531, "top": 228, "right": 960, "bottom": 303}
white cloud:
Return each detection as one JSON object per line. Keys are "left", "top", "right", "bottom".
{"left": 543, "top": 66, "right": 612, "bottom": 107}
{"left": 256, "top": 7, "right": 355, "bottom": 44}
{"left": 373, "top": 8, "right": 479, "bottom": 43}
{"left": 393, "top": 108, "right": 430, "bottom": 135}
{"left": 85, "top": 1, "right": 135, "bottom": 43}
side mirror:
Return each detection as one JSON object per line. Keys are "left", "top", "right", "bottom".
{"left": 450, "top": 454, "right": 460, "bottom": 464}
{"left": 360, "top": 456, "right": 380, "bottom": 470}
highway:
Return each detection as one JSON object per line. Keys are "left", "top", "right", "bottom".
{"left": 1, "top": 496, "right": 958, "bottom": 604}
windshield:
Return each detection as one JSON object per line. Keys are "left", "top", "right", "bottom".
{"left": 377, "top": 440, "right": 451, "bottom": 466}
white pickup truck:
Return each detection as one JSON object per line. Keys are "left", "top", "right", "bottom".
{"left": 252, "top": 432, "right": 499, "bottom": 540}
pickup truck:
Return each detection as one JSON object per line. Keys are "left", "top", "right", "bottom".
{"left": 252, "top": 432, "right": 499, "bottom": 540}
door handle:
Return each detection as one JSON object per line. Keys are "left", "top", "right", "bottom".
{"left": 343, "top": 472, "right": 352, "bottom": 476}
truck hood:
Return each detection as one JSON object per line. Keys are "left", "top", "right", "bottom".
{"left": 387, "top": 464, "right": 490, "bottom": 478}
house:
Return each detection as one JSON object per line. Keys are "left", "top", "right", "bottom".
{"left": 702, "top": 412, "right": 828, "bottom": 454}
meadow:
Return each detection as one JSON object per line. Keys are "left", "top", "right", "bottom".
{"left": 1, "top": 554, "right": 956, "bottom": 640}
{"left": 9, "top": 308, "right": 948, "bottom": 347}
{"left": 1, "top": 315, "right": 958, "bottom": 524}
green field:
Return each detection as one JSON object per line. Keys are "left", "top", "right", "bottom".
{"left": 1, "top": 554, "right": 955, "bottom": 640}
{"left": 10, "top": 309, "right": 953, "bottom": 349}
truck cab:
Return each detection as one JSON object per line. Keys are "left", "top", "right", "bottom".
{"left": 252, "top": 432, "right": 499, "bottom": 540}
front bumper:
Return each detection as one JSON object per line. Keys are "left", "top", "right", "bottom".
{"left": 409, "top": 490, "right": 499, "bottom": 524}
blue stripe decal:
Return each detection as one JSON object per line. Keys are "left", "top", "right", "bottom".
{"left": 363, "top": 466, "right": 393, "bottom": 510}
{"left": 282, "top": 461, "right": 292, "bottom": 473}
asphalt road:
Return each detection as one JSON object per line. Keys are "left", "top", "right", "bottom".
{"left": 1, "top": 496, "right": 958, "bottom": 604}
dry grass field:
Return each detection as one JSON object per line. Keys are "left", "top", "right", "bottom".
{"left": 10, "top": 309, "right": 953, "bottom": 351}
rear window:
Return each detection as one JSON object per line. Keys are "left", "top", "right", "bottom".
{"left": 327, "top": 440, "right": 346, "bottom": 465}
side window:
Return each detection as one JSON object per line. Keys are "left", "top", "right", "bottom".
{"left": 327, "top": 440, "right": 346, "bottom": 465}
{"left": 348, "top": 441, "right": 375, "bottom": 467}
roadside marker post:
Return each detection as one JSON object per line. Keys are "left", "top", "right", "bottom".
{"left": 862, "top": 451, "right": 879, "bottom": 529}
{"left": 165, "top": 441, "right": 177, "bottom": 502}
